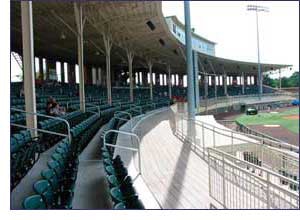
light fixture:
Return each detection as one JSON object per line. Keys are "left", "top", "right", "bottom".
{"left": 95, "top": 51, "right": 100, "bottom": 56}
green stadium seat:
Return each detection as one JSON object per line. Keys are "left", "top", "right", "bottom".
{"left": 23, "top": 195, "right": 47, "bottom": 209}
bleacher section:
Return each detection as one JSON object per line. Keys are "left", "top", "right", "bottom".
{"left": 11, "top": 82, "right": 171, "bottom": 209}
{"left": 10, "top": 80, "right": 278, "bottom": 209}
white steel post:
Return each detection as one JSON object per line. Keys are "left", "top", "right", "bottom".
{"left": 103, "top": 33, "right": 112, "bottom": 105}
{"left": 222, "top": 154, "right": 226, "bottom": 208}
{"left": 21, "top": 1, "right": 37, "bottom": 137}
{"left": 223, "top": 72, "right": 228, "bottom": 96}
{"left": 74, "top": 3, "right": 85, "bottom": 112}
{"left": 127, "top": 49, "right": 134, "bottom": 102}
{"left": 167, "top": 64, "right": 172, "bottom": 100}
{"left": 242, "top": 72, "right": 245, "bottom": 94}
{"left": 184, "top": 1, "right": 195, "bottom": 119}
{"left": 147, "top": 60, "right": 153, "bottom": 101}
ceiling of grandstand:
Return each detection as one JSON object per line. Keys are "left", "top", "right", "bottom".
{"left": 11, "top": 1, "right": 291, "bottom": 75}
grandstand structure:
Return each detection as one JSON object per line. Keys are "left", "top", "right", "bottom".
{"left": 10, "top": 1, "right": 298, "bottom": 210}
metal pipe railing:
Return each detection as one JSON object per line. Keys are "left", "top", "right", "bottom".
{"left": 174, "top": 112, "right": 299, "bottom": 209}
{"left": 11, "top": 108, "right": 72, "bottom": 143}
{"left": 114, "top": 111, "right": 133, "bottom": 131}
{"left": 179, "top": 112, "right": 298, "bottom": 153}
{"left": 103, "top": 129, "right": 142, "bottom": 177}
{"left": 208, "top": 147, "right": 299, "bottom": 209}
{"left": 179, "top": 114, "right": 298, "bottom": 166}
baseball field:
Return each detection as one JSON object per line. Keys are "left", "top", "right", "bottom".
{"left": 236, "top": 107, "right": 299, "bottom": 134}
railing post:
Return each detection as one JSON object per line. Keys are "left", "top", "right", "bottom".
{"left": 213, "top": 126, "right": 216, "bottom": 148}
{"left": 202, "top": 124, "right": 205, "bottom": 149}
{"left": 208, "top": 149, "right": 212, "bottom": 197}
{"left": 267, "top": 172, "right": 271, "bottom": 209}
{"left": 222, "top": 153, "right": 226, "bottom": 208}
{"left": 138, "top": 147, "right": 142, "bottom": 175}
{"left": 231, "top": 131, "right": 234, "bottom": 154}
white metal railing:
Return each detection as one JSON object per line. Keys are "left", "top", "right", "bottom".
{"left": 130, "top": 104, "right": 143, "bottom": 115}
{"left": 201, "top": 93, "right": 293, "bottom": 109}
{"left": 114, "top": 111, "right": 133, "bottom": 131}
{"left": 216, "top": 119, "right": 298, "bottom": 153}
{"left": 208, "top": 148, "right": 299, "bottom": 209}
{"left": 11, "top": 108, "right": 72, "bottom": 143}
{"left": 103, "top": 129, "right": 142, "bottom": 178}
{"left": 234, "top": 120, "right": 298, "bottom": 152}
{"left": 174, "top": 113, "right": 299, "bottom": 209}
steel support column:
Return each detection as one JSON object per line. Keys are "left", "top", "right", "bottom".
{"left": 74, "top": 3, "right": 85, "bottom": 112}
{"left": 38, "top": 57, "right": 44, "bottom": 81}
{"left": 21, "top": 1, "right": 37, "bottom": 137}
{"left": 103, "top": 33, "right": 112, "bottom": 105}
{"left": 204, "top": 73, "right": 208, "bottom": 112}
{"left": 242, "top": 72, "right": 245, "bottom": 94}
{"left": 60, "top": 61, "right": 65, "bottom": 83}
{"left": 98, "top": 67, "right": 102, "bottom": 86}
{"left": 192, "top": 51, "right": 200, "bottom": 110}
{"left": 184, "top": 1, "right": 195, "bottom": 119}
{"left": 126, "top": 50, "right": 134, "bottom": 102}
{"left": 223, "top": 72, "right": 228, "bottom": 96}
{"left": 147, "top": 60, "right": 153, "bottom": 100}
{"left": 92, "top": 67, "right": 97, "bottom": 85}
{"left": 167, "top": 65, "right": 172, "bottom": 100}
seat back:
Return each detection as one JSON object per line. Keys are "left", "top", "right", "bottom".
{"left": 23, "top": 195, "right": 46, "bottom": 209}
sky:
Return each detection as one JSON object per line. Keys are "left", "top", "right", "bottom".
{"left": 11, "top": 1, "right": 299, "bottom": 81}
{"left": 162, "top": 1, "right": 299, "bottom": 78}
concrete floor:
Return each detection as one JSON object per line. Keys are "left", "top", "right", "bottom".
{"left": 72, "top": 125, "right": 113, "bottom": 209}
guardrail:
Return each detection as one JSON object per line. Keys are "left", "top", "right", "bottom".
{"left": 103, "top": 129, "right": 142, "bottom": 178}
{"left": 217, "top": 119, "right": 298, "bottom": 153}
{"left": 114, "top": 111, "right": 133, "bottom": 131}
{"left": 11, "top": 108, "right": 72, "bottom": 143}
{"left": 174, "top": 113, "right": 299, "bottom": 209}
{"left": 208, "top": 147, "right": 299, "bottom": 209}
{"left": 201, "top": 93, "right": 294, "bottom": 109}
{"left": 234, "top": 121, "right": 298, "bottom": 153}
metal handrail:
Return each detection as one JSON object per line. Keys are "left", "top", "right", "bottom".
{"left": 130, "top": 105, "right": 143, "bottom": 115}
{"left": 234, "top": 120, "right": 298, "bottom": 151}
{"left": 209, "top": 147, "right": 299, "bottom": 186}
{"left": 103, "top": 129, "right": 142, "bottom": 177}
{"left": 11, "top": 123, "right": 69, "bottom": 140}
{"left": 178, "top": 112, "right": 298, "bottom": 153}
{"left": 114, "top": 111, "right": 133, "bottom": 130}
{"left": 11, "top": 108, "right": 72, "bottom": 143}
{"left": 175, "top": 114, "right": 298, "bottom": 176}
{"left": 208, "top": 147, "right": 299, "bottom": 209}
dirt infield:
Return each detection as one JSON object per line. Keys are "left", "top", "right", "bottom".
{"left": 283, "top": 115, "right": 299, "bottom": 120}
{"left": 215, "top": 106, "right": 299, "bottom": 146}
{"left": 248, "top": 125, "right": 299, "bottom": 146}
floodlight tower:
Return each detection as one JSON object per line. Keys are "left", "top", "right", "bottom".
{"left": 247, "top": 5, "right": 269, "bottom": 100}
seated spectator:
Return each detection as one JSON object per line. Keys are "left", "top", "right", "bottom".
{"left": 46, "top": 96, "right": 66, "bottom": 116}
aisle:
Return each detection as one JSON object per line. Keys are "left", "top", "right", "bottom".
{"left": 72, "top": 125, "right": 112, "bottom": 209}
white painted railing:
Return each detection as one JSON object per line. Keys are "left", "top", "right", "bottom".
{"left": 103, "top": 129, "right": 142, "bottom": 177}
{"left": 174, "top": 113, "right": 299, "bottom": 209}
{"left": 208, "top": 148, "right": 299, "bottom": 209}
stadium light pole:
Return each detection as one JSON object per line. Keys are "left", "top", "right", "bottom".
{"left": 247, "top": 5, "right": 269, "bottom": 100}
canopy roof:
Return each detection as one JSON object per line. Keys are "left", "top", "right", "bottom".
{"left": 11, "top": 1, "right": 291, "bottom": 75}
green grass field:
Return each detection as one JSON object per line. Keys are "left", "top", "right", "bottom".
{"left": 236, "top": 107, "right": 299, "bottom": 134}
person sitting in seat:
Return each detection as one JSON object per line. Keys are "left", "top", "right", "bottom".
{"left": 46, "top": 97, "right": 66, "bottom": 116}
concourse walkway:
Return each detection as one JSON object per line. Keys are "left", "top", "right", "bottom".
{"left": 130, "top": 107, "right": 219, "bottom": 209}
